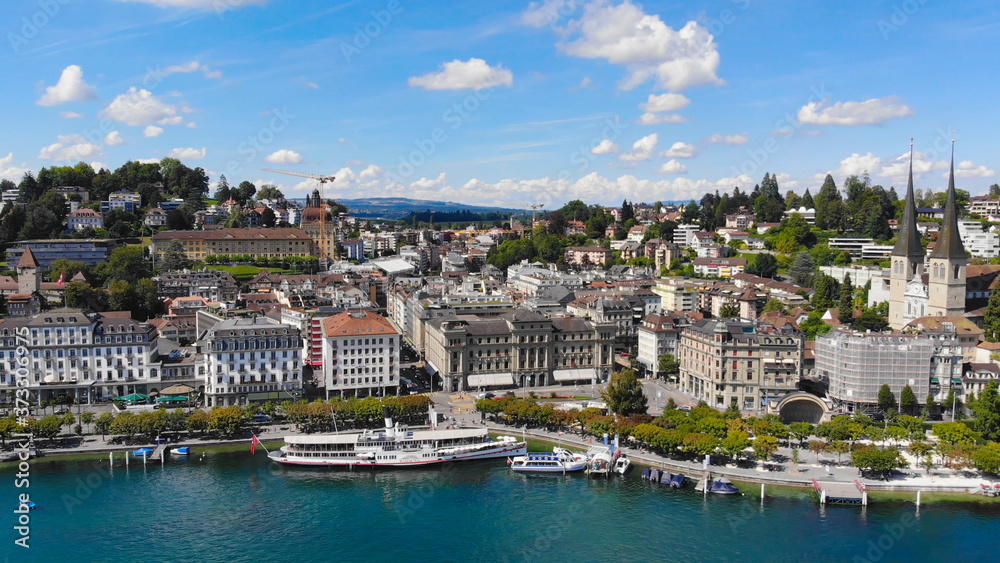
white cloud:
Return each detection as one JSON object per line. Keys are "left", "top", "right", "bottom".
{"left": 60, "top": 111, "right": 83, "bottom": 119}
{"left": 410, "top": 173, "right": 447, "bottom": 190}
{"left": 36, "top": 65, "right": 97, "bottom": 106}
{"left": 136, "top": 158, "right": 161, "bottom": 164}
{"left": 640, "top": 93, "right": 690, "bottom": 113}
{"left": 163, "top": 61, "right": 222, "bottom": 79}
{"left": 590, "top": 139, "right": 619, "bottom": 155}
{"left": 114, "top": 0, "right": 267, "bottom": 8}
{"left": 306, "top": 82, "right": 319, "bottom": 89}
{"left": 166, "top": 147, "right": 207, "bottom": 160}
{"left": 834, "top": 152, "right": 881, "bottom": 177}
{"left": 408, "top": 58, "right": 513, "bottom": 90}
{"left": 359, "top": 164, "right": 383, "bottom": 181}
{"left": 38, "top": 138, "right": 103, "bottom": 161}
{"left": 660, "top": 141, "right": 695, "bottom": 158}
{"left": 619, "top": 133, "right": 658, "bottom": 162}
{"left": 522, "top": 0, "right": 576, "bottom": 27}
{"left": 101, "top": 87, "right": 185, "bottom": 127}
{"left": 637, "top": 112, "right": 686, "bottom": 125}
{"left": 104, "top": 131, "right": 125, "bottom": 146}
{"left": 953, "top": 160, "right": 995, "bottom": 179}
{"left": 705, "top": 133, "right": 748, "bottom": 145}
{"left": 143, "top": 126, "right": 164, "bottom": 138}
{"left": 575, "top": 75, "right": 592, "bottom": 89}
{"left": 797, "top": 96, "right": 914, "bottom": 126}
{"left": 90, "top": 162, "right": 108, "bottom": 173}
{"left": 878, "top": 150, "right": 946, "bottom": 181}
{"left": 556, "top": 1, "right": 724, "bottom": 91}
{"left": 186, "top": 122, "right": 197, "bottom": 128}
{"left": 0, "top": 153, "right": 31, "bottom": 182}
{"left": 265, "top": 149, "right": 303, "bottom": 164}
{"left": 659, "top": 159, "right": 687, "bottom": 174}
{"left": 773, "top": 172, "right": 799, "bottom": 189}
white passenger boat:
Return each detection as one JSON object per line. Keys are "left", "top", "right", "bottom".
{"left": 268, "top": 407, "right": 526, "bottom": 468}
{"left": 613, "top": 455, "right": 631, "bottom": 475}
{"left": 509, "top": 448, "right": 588, "bottom": 474}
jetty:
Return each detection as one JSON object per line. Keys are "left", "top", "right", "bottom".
{"left": 813, "top": 478, "right": 867, "bottom": 505}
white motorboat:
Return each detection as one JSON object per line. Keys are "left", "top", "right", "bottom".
{"left": 268, "top": 407, "right": 526, "bottom": 468}
{"left": 613, "top": 455, "right": 631, "bottom": 475}
{"left": 509, "top": 447, "right": 588, "bottom": 474}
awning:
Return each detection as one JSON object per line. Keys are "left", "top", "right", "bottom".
{"left": 156, "top": 396, "right": 188, "bottom": 403}
{"left": 161, "top": 384, "right": 195, "bottom": 395}
{"left": 114, "top": 394, "right": 148, "bottom": 402}
{"left": 467, "top": 373, "right": 514, "bottom": 387}
{"left": 424, "top": 361, "right": 439, "bottom": 376}
{"left": 552, "top": 368, "right": 597, "bottom": 382}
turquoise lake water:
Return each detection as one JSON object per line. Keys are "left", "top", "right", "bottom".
{"left": 4, "top": 451, "right": 999, "bottom": 562}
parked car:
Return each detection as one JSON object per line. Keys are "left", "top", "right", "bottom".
{"left": 253, "top": 414, "right": 272, "bottom": 423}
{"left": 54, "top": 408, "right": 70, "bottom": 415}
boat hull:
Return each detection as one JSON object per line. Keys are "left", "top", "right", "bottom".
{"left": 269, "top": 443, "right": 526, "bottom": 468}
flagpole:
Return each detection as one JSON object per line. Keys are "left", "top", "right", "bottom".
{"left": 252, "top": 432, "right": 270, "bottom": 455}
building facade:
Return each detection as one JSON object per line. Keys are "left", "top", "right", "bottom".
{"left": 151, "top": 228, "right": 315, "bottom": 261}
{"left": 204, "top": 317, "right": 303, "bottom": 406}
{"left": 321, "top": 310, "right": 399, "bottom": 398}
{"left": 678, "top": 319, "right": 803, "bottom": 410}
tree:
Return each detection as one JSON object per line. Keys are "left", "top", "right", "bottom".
{"left": 187, "top": 411, "right": 210, "bottom": 434}
{"left": 261, "top": 207, "right": 276, "bottom": 228}
{"left": 984, "top": 284, "right": 1000, "bottom": 342}
{"left": 900, "top": 385, "right": 918, "bottom": 416}
{"left": 256, "top": 184, "right": 284, "bottom": 201}
{"left": 600, "top": 369, "right": 648, "bottom": 415}
{"left": 853, "top": 309, "right": 889, "bottom": 333}
{"left": 851, "top": 445, "right": 908, "bottom": 475}
{"left": 808, "top": 439, "right": 827, "bottom": 462}
{"left": 750, "top": 253, "right": 778, "bottom": 278}
{"left": 761, "top": 298, "right": 787, "bottom": 315}
{"left": 94, "top": 412, "right": 114, "bottom": 439}
{"left": 752, "top": 435, "right": 779, "bottom": 462}
{"left": 828, "top": 440, "right": 850, "bottom": 464}
{"left": 166, "top": 208, "right": 193, "bottom": 230}
{"left": 98, "top": 246, "right": 151, "bottom": 284}
{"left": 789, "top": 422, "right": 814, "bottom": 447}
{"left": 933, "top": 421, "right": 978, "bottom": 446}
{"left": 925, "top": 393, "right": 937, "bottom": 419}
{"left": 971, "top": 380, "right": 1000, "bottom": 442}
{"left": 789, "top": 251, "right": 816, "bottom": 287}
{"left": 657, "top": 353, "right": 679, "bottom": 378}
{"left": 161, "top": 240, "right": 191, "bottom": 272}
{"left": 838, "top": 274, "right": 854, "bottom": 325}
{"left": 64, "top": 281, "right": 109, "bottom": 311}
{"left": 878, "top": 384, "right": 898, "bottom": 413}
{"left": 208, "top": 406, "right": 247, "bottom": 437}
{"left": 718, "top": 300, "right": 740, "bottom": 318}
{"left": 33, "top": 415, "right": 63, "bottom": 443}
{"left": 721, "top": 430, "right": 751, "bottom": 460}
{"left": 46, "top": 259, "right": 89, "bottom": 282}
{"left": 971, "top": 442, "right": 1000, "bottom": 474}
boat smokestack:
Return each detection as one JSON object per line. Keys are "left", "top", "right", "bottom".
{"left": 383, "top": 406, "right": 393, "bottom": 430}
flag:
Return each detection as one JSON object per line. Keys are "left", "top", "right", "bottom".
{"left": 506, "top": 457, "right": 512, "bottom": 465}
{"left": 57, "top": 270, "right": 65, "bottom": 288}
{"left": 251, "top": 434, "right": 262, "bottom": 455}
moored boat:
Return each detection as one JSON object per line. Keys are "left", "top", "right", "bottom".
{"left": 268, "top": 407, "right": 526, "bottom": 468}
{"left": 510, "top": 448, "right": 588, "bottom": 474}
{"left": 172, "top": 447, "right": 190, "bottom": 455}
{"left": 612, "top": 455, "right": 631, "bottom": 475}
{"left": 669, "top": 473, "right": 686, "bottom": 489}
{"left": 705, "top": 477, "right": 740, "bottom": 495}
{"left": 659, "top": 471, "right": 673, "bottom": 485}
{"left": 133, "top": 448, "right": 154, "bottom": 457}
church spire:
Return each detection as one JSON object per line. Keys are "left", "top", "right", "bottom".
{"left": 891, "top": 139, "right": 923, "bottom": 259}
{"left": 928, "top": 138, "right": 968, "bottom": 260}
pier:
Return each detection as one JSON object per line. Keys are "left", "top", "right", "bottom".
{"left": 813, "top": 479, "right": 868, "bottom": 505}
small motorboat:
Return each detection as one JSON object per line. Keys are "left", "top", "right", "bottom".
{"left": 641, "top": 467, "right": 651, "bottom": 480}
{"left": 707, "top": 477, "right": 740, "bottom": 495}
{"left": 133, "top": 448, "right": 154, "bottom": 457}
{"left": 20, "top": 501, "right": 36, "bottom": 510}
{"left": 649, "top": 469, "right": 660, "bottom": 482}
{"left": 669, "top": 473, "right": 686, "bottom": 489}
{"left": 172, "top": 447, "right": 190, "bottom": 456}
{"left": 613, "top": 456, "right": 631, "bottom": 475}
{"left": 659, "top": 471, "right": 673, "bottom": 486}
{"left": 510, "top": 448, "right": 587, "bottom": 473}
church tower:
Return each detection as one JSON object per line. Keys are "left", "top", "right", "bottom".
{"left": 926, "top": 141, "right": 969, "bottom": 317}
{"left": 888, "top": 142, "right": 924, "bottom": 330}
{"left": 16, "top": 246, "right": 41, "bottom": 294}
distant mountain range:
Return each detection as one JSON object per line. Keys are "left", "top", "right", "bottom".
{"left": 329, "top": 197, "right": 524, "bottom": 220}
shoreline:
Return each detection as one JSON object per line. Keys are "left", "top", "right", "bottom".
{"left": 504, "top": 427, "right": 1000, "bottom": 503}
{"left": 0, "top": 439, "right": 285, "bottom": 468}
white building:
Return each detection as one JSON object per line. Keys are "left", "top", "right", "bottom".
{"left": 204, "top": 317, "right": 302, "bottom": 407}
{"left": 321, "top": 310, "right": 399, "bottom": 398}
{"left": 636, "top": 313, "right": 686, "bottom": 379}
{"left": 67, "top": 208, "right": 104, "bottom": 232}
{"left": 673, "top": 224, "right": 700, "bottom": 247}
{"left": 958, "top": 220, "right": 1000, "bottom": 258}
{"left": 783, "top": 207, "right": 816, "bottom": 224}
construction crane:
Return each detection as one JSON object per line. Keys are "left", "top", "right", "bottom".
{"left": 262, "top": 168, "right": 337, "bottom": 262}
{"left": 514, "top": 202, "right": 545, "bottom": 223}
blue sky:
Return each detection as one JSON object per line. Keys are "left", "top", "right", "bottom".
{"left": 1, "top": 0, "right": 998, "bottom": 207}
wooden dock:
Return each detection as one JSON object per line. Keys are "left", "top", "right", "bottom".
{"left": 813, "top": 479, "right": 867, "bottom": 505}
{"left": 151, "top": 444, "right": 168, "bottom": 460}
